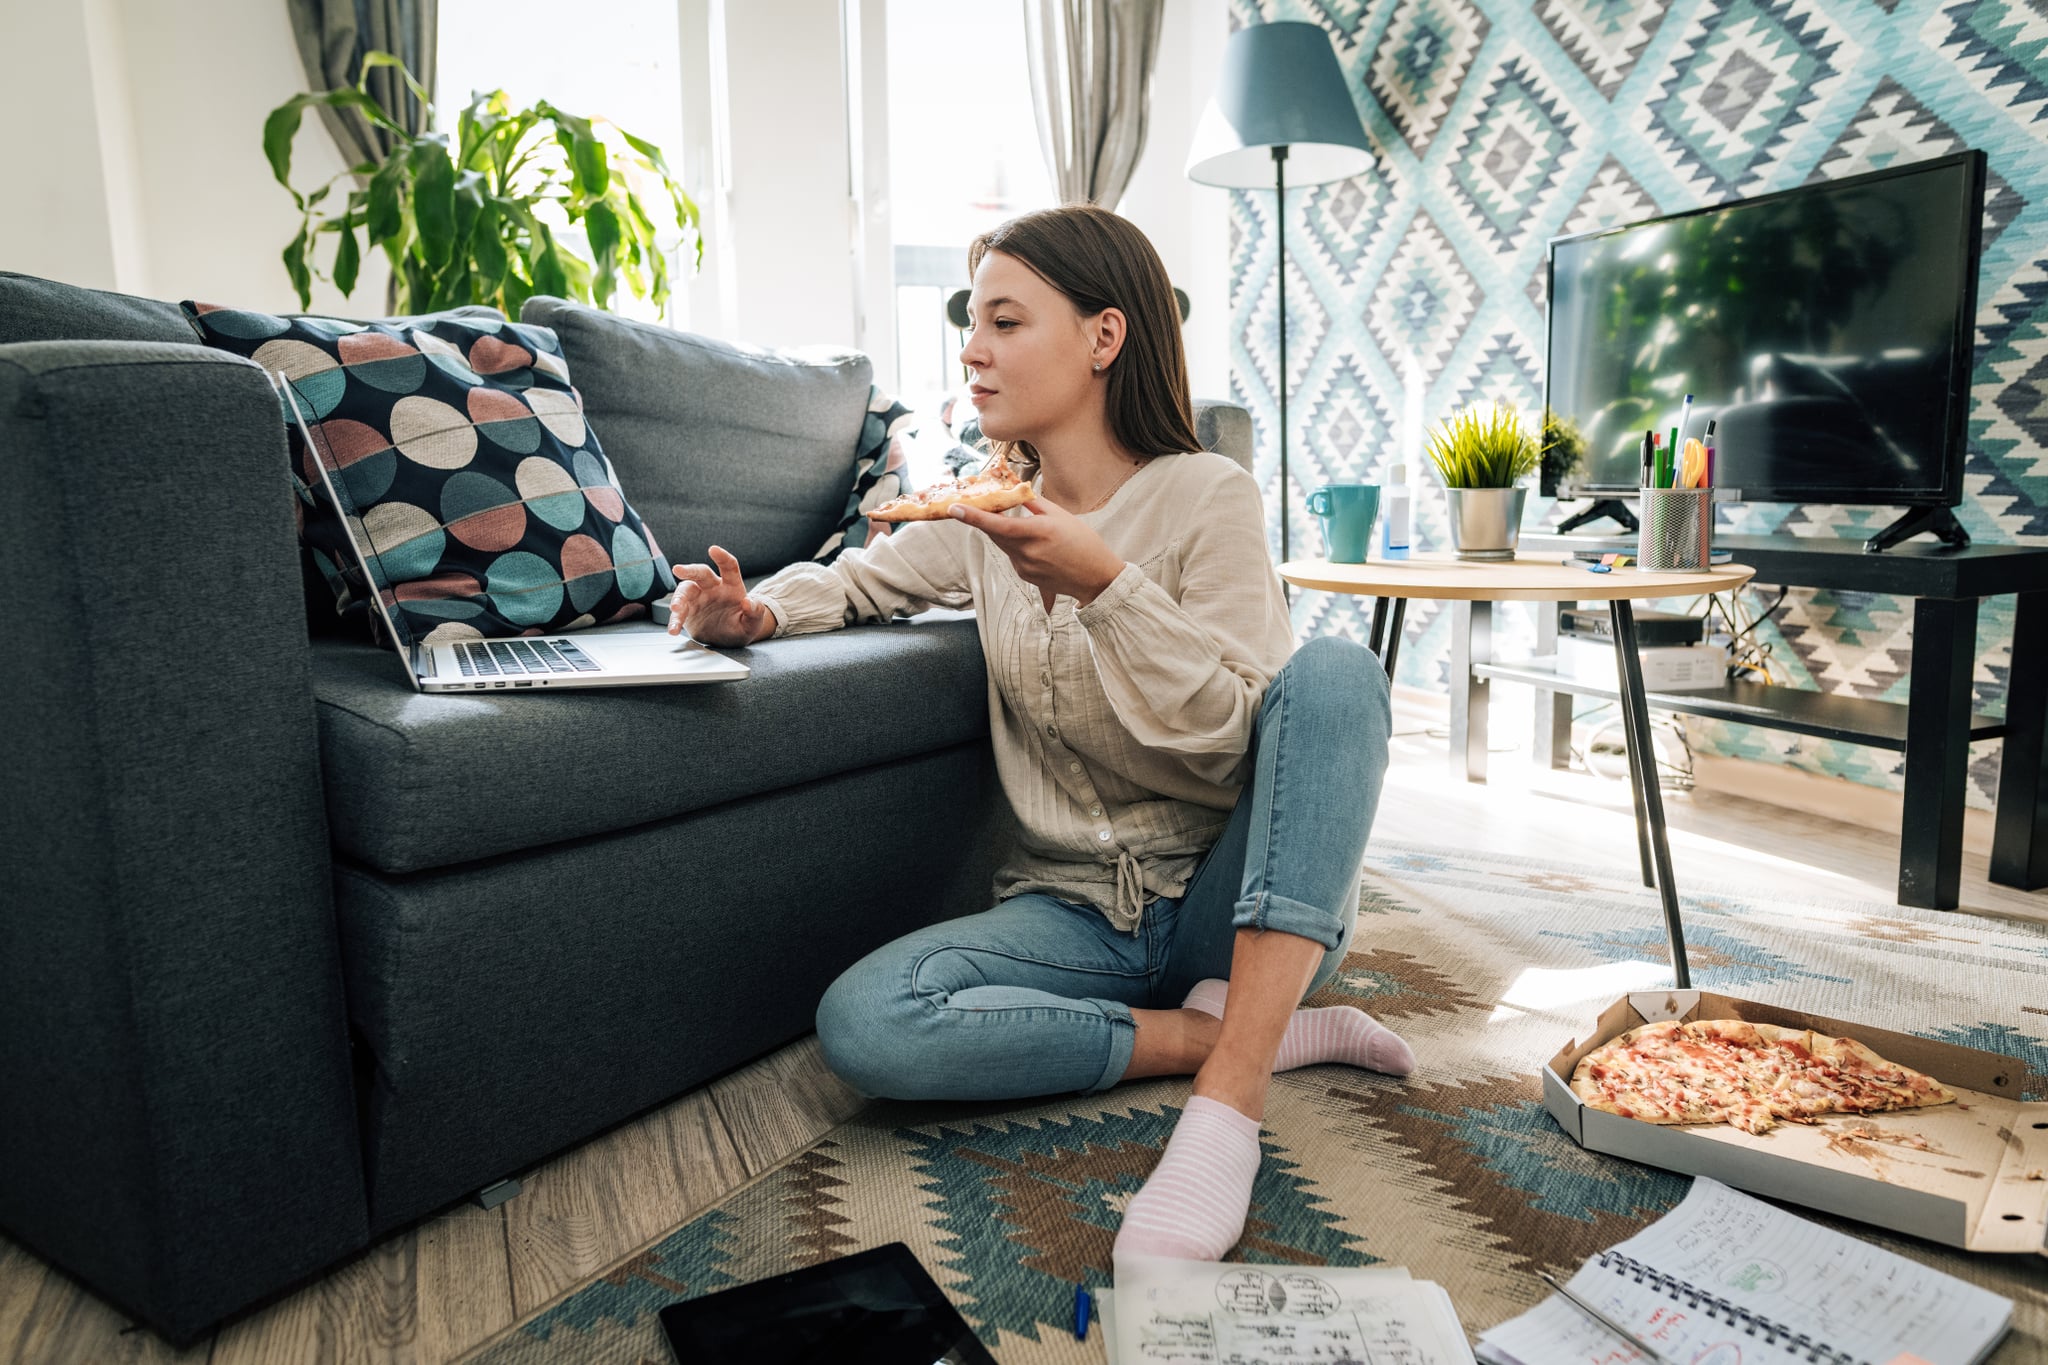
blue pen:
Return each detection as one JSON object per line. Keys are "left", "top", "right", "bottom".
{"left": 1676, "top": 393, "right": 1694, "bottom": 450}
{"left": 1073, "top": 1285, "right": 1092, "bottom": 1340}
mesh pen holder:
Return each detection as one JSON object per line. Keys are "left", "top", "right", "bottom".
{"left": 1637, "top": 487, "right": 1713, "bottom": 571}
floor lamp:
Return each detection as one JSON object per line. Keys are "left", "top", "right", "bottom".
{"left": 1187, "top": 21, "right": 1373, "bottom": 576}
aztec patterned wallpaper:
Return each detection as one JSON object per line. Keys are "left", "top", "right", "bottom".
{"left": 1226, "top": 0, "right": 2048, "bottom": 808}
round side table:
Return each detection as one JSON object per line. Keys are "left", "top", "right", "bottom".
{"left": 1281, "top": 553, "right": 1757, "bottom": 989}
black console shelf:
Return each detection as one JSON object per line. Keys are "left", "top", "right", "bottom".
{"left": 1472, "top": 656, "right": 2008, "bottom": 751}
{"left": 1440, "top": 531, "right": 2048, "bottom": 910}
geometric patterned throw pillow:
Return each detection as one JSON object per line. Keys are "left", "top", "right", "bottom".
{"left": 812, "top": 385, "right": 918, "bottom": 566}
{"left": 181, "top": 302, "right": 676, "bottom": 644}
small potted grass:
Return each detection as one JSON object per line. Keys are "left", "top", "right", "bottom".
{"left": 1425, "top": 403, "right": 1540, "bottom": 560}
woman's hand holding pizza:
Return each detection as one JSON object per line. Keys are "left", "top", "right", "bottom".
{"left": 667, "top": 545, "right": 776, "bottom": 646}
{"left": 948, "top": 497, "right": 1128, "bottom": 607}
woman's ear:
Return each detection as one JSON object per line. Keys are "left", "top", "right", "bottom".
{"left": 1090, "top": 307, "right": 1128, "bottom": 371}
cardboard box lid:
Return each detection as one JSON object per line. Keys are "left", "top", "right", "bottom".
{"left": 1544, "top": 991, "right": 2048, "bottom": 1257}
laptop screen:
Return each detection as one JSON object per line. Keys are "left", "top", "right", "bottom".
{"left": 271, "top": 372, "right": 424, "bottom": 683}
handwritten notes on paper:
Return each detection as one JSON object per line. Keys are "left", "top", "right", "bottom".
{"left": 1107, "top": 1254, "right": 1476, "bottom": 1365}
{"left": 1474, "top": 1179, "right": 2013, "bottom": 1365}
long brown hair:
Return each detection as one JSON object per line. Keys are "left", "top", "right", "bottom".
{"left": 967, "top": 205, "right": 1200, "bottom": 471}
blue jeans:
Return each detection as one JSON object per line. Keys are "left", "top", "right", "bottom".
{"left": 815, "top": 635, "right": 1392, "bottom": 1101}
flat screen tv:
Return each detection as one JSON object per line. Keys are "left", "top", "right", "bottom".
{"left": 1543, "top": 150, "right": 1986, "bottom": 550}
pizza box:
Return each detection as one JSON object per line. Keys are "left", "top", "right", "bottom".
{"left": 1543, "top": 990, "right": 2048, "bottom": 1257}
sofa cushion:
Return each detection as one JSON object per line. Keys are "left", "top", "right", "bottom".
{"left": 520, "top": 296, "right": 872, "bottom": 578}
{"left": 309, "top": 613, "right": 988, "bottom": 873}
{"left": 184, "top": 303, "right": 678, "bottom": 641}
{"left": 0, "top": 272, "right": 198, "bottom": 346}
{"left": 815, "top": 386, "right": 917, "bottom": 564}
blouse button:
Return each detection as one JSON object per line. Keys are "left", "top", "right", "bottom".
{"left": 1068, "top": 760, "right": 1082, "bottom": 773}
{"left": 1046, "top": 724, "right": 1058, "bottom": 739}
{"left": 1089, "top": 804, "right": 1102, "bottom": 817}
{"left": 1041, "top": 671, "right": 1051, "bottom": 686}
{"left": 1098, "top": 830, "right": 1112, "bottom": 842}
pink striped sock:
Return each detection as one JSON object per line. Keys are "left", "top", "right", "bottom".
{"left": 1112, "top": 1095, "right": 1264, "bottom": 1261}
{"left": 1182, "top": 978, "right": 1416, "bottom": 1077}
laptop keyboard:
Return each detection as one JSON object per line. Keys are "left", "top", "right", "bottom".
{"left": 455, "top": 639, "right": 602, "bottom": 677}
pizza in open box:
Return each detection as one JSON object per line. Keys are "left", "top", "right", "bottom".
{"left": 1570, "top": 1018, "right": 1956, "bottom": 1134}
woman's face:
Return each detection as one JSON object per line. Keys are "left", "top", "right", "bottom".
{"left": 958, "top": 250, "right": 1113, "bottom": 445}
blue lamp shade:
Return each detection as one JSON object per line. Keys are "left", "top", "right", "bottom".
{"left": 1186, "top": 21, "right": 1373, "bottom": 188}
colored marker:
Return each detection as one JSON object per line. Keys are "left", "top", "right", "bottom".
{"left": 1073, "top": 1285, "right": 1092, "bottom": 1340}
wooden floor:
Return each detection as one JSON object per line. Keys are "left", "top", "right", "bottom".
{"left": 5, "top": 706, "right": 2044, "bottom": 1363}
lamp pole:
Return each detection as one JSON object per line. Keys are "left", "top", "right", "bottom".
{"left": 1273, "top": 144, "right": 1289, "bottom": 576}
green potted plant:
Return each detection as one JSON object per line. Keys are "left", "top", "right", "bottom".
{"left": 1539, "top": 406, "right": 1586, "bottom": 492}
{"left": 1424, "top": 403, "right": 1540, "bottom": 560}
{"left": 263, "top": 52, "right": 700, "bottom": 315}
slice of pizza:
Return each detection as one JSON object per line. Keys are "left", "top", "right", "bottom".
{"left": 1718, "top": 1021, "right": 1956, "bottom": 1124}
{"left": 1571, "top": 1021, "right": 1742, "bottom": 1127}
{"left": 868, "top": 450, "right": 1037, "bottom": 522}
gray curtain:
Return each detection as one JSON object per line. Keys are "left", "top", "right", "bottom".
{"left": 287, "top": 0, "right": 438, "bottom": 177}
{"left": 1022, "top": 0, "right": 1165, "bottom": 210}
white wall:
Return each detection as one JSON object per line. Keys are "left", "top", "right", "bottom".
{"left": 1116, "top": 0, "right": 1229, "bottom": 402}
{"left": 1, "top": 1, "right": 123, "bottom": 292}
{"left": 692, "top": 0, "right": 860, "bottom": 353}
{"left": 1, "top": 0, "right": 382, "bottom": 313}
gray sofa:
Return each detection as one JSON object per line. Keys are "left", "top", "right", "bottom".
{"left": 0, "top": 271, "right": 1253, "bottom": 1344}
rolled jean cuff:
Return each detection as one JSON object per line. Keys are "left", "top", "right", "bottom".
{"left": 1232, "top": 891, "right": 1347, "bottom": 951}
{"left": 1087, "top": 1001, "right": 1138, "bottom": 1092}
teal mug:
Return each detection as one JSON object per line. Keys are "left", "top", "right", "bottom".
{"left": 1306, "top": 484, "right": 1381, "bottom": 563}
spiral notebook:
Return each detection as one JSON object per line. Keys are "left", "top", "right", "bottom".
{"left": 1477, "top": 1178, "right": 2012, "bottom": 1365}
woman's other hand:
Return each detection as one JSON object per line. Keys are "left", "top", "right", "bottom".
{"left": 947, "top": 497, "right": 1127, "bottom": 607}
{"left": 667, "top": 545, "right": 775, "bottom": 646}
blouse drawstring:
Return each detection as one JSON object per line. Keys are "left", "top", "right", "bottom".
{"left": 1115, "top": 849, "right": 1146, "bottom": 936}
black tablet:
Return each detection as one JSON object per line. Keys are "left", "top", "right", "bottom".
{"left": 656, "top": 1242, "right": 999, "bottom": 1364}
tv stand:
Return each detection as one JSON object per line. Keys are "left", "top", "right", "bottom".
{"left": 1476, "top": 531, "right": 2048, "bottom": 910}
{"left": 1554, "top": 497, "right": 1640, "bottom": 534}
{"left": 1866, "top": 504, "right": 1971, "bottom": 554}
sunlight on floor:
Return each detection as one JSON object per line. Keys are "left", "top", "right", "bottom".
{"left": 1488, "top": 959, "right": 1675, "bottom": 1024}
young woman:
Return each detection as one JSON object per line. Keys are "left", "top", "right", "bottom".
{"left": 665, "top": 205, "right": 1408, "bottom": 1261}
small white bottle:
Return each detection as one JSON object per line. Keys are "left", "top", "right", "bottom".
{"left": 1382, "top": 463, "right": 1412, "bottom": 560}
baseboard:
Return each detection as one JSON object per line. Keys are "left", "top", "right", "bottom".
{"left": 1690, "top": 753, "right": 1994, "bottom": 858}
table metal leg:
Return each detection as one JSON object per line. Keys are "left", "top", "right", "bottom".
{"left": 1369, "top": 596, "right": 1390, "bottom": 658}
{"left": 1992, "top": 590, "right": 2048, "bottom": 890}
{"left": 1900, "top": 596, "right": 1975, "bottom": 910}
{"left": 1533, "top": 601, "right": 1574, "bottom": 770}
{"left": 1613, "top": 601, "right": 1690, "bottom": 988}
{"left": 1381, "top": 598, "right": 1408, "bottom": 681}
{"left": 1612, "top": 633, "right": 1657, "bottom": 890}
{"left": 1449, "top": 599, "right": 1492, "bottom": 783}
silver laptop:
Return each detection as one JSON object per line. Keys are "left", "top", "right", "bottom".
{"left": 273, "top": 372, "right": 750, "bottom": 693}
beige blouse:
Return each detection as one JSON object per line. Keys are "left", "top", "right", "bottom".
{"left": 748, "top": 450, "right": 1295, "bottom": 933}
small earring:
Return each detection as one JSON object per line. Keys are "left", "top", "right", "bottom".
{"left": 1093, "top": 362, "right": 1103, "bottom": 372}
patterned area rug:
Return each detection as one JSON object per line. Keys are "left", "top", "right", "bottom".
{"left": 459, "top": 840, "right": 2048, "bottom": 1364}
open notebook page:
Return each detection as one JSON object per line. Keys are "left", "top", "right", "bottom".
{"left": 1106, "top": 1254, "right": 1474, "bottom": 1365}
{"left": 1477, "top": 1178, "right": 2011, "bottom": 1365}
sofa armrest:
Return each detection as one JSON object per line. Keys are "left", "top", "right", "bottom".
{"left": 0, "top": 342, "right": 366, "bottom": 1343}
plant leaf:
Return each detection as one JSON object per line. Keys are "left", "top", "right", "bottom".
{"left": 530, "top": 224, "right": 569, "bottom": 299}
{"left": 584, "top": 201, "right": 620, "bottom": 292}
{"left": 355, "top": 49, "right": 433, "bottom": 112}
{"left": 334, "top": 215, "right": 361, "bottom": 297}
{"left": 282, "top": 222, "right": 312, "bottom": 309}
{"left": 471, "top": 201, "right": 508, "bottom": 298}
{"left": 366, "top": 154, "right": 406, "bottom": 243}
{"left": 262, "top": 93, "right": 320, "bottom": 190}
{"left": 410, "top": 138, "right": 457, "bottom": 271}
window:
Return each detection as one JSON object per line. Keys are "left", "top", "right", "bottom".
{"left": 886, "top": 0, "right": 1054, "bottom": 478}
{"left": 436, "top": 0, "right": 687, "bottom": 325}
